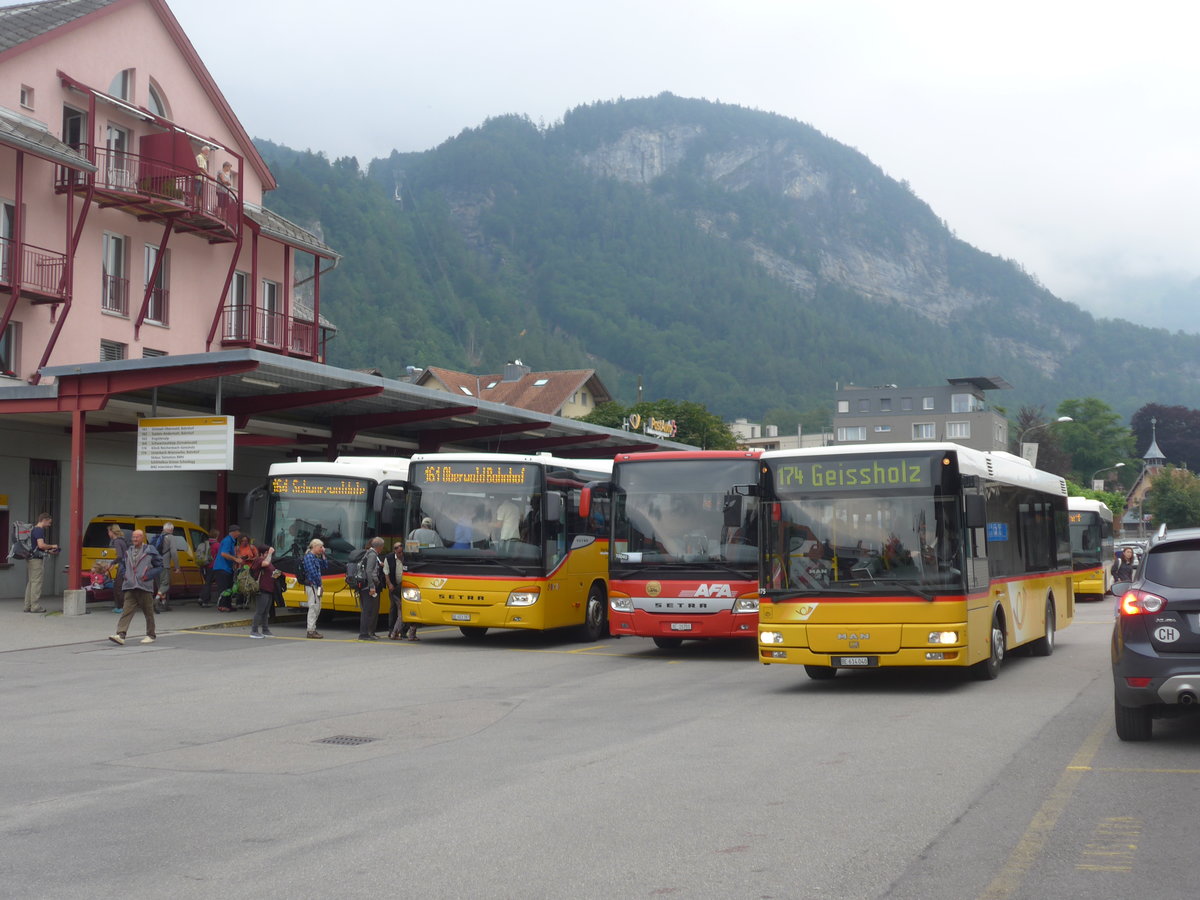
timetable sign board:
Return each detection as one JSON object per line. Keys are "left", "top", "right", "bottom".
{"left": 136, "top": 416, "right": 234, "bottom": 471}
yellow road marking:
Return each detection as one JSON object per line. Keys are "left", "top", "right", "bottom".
{"left": 977, "top": 711, "right": 1110, "bottom": 900}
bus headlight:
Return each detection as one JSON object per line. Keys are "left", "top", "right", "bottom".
{"left": 735, "top": 597, "right": 760, "bottom": 613}
{"left": 928, "top": 631, "right": 959, "bottom": 645}
{"left": 610, "top": 597, "right": 634, "bottom": 612}
{"left": 507, "top": 590, "right": 539, "bottom": 607}
{"left": 401, "top": 587, "right": 422, "bottom": 603}
{"left": 760, "top": 631, "right": 784, "bottom": 644}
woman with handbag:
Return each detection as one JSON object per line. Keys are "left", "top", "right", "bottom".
{"left": 248, "top": 544, "right": 276, "bottom": 638}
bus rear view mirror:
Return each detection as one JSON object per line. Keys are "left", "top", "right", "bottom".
{"left": 965, "top": 494, "right": 987, "bottom": 528}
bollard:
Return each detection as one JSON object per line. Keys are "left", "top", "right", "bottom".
{"left": 63, "top": 589, "right": 87, "bottom": 616}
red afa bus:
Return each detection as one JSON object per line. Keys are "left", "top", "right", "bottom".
{"left": 604, "top": 450, "right": 762, "bottom": 648}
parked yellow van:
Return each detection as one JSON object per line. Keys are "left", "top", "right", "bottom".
{"left": 81, "top": 515, "right": 211, "bottom": 603}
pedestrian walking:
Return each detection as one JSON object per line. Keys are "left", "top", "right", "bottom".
{"left": 23, "top": 512, "right": 59, "bottom": 613}
{"left": 358, "top": 537, "right": 385, "bottom": 641}
{"left": 108, "top": 529, "right": 163, "bottom": 645}
{"left": 248, "top": 544, "right": 277, "bottom": 638}
{"left": 386, "top": 541, "right": 404, "bottom": 639}
{"left": 301, "top": 538, "right": 328, "bottom": 639}
{"left": 153, "top": 522, "right": 181, "bottom": 612}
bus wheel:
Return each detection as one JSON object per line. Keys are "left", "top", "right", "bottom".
{"left": 459, "top": 626, "right": 488, "bottom": 640}
{"left": 653, "top": 637, "right": 683, "bottom": 650}
{"left": 972, "top": 613, "right": 1005, "bottom": 680}
{"left": 804, "top": 665, "right": 837, "bottom": 680}
{"left": 1029, "top": 598, "right": 1056, "bottom": 657}
{"left": 577, "top": 585, "right": 607, "bottom": 642}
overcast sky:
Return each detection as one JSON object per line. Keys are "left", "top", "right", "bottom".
{"left": 169, "top": 0, "right": 1200, "bottom": 327}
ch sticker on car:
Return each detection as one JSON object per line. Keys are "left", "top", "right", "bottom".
{"left": 1155, "top": 626, "right": 1180, "bottom": 643}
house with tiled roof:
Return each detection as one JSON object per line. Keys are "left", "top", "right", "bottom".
{"left": 0, "top": 0, "right": 339, "bottom": 381}
{"left": 416, "top": 361, "right": 613, "bottom": 419}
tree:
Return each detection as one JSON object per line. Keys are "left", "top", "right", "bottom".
{"left": 580, "top": 400, "right": 737, "bottom": 450}
{"left": 1056, "top": 398, "right": 1135, "bottom": 484}
{"left": 1064, "top": 481, "right": 1126, "bottom": 522}
{"left": 1145, "top": 467, "right": 1200, "bottom": 529}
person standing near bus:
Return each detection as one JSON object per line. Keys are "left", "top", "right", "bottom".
{"left": 301, "top": 538, "right": 327, "bottom": 639}
{"left": 24, "top": 512, "right": 59, "bottom": 613}
{"left": 386, "top": 541, "right": 405, "bottom": 640}
{"left": 212, "top": 524, "right": 241, "bottom": 612}
{"left": 1112, "top": 546, "right": 1137, "bottom": 583}
{"left": 358, "top": 537, "right": 385, "bottom": 641}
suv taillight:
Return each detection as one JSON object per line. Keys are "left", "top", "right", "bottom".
{"left": 1120, "top": 589, "right": 1166, "bottom": 616}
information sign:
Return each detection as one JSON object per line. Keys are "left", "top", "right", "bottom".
{"left": 136, "top": 416, "right": 234, "bottom": 471}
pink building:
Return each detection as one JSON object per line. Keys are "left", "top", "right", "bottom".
{"left": 0, "top": 0, "right": 338, "bottom": 382}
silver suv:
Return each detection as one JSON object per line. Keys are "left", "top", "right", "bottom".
{"left": 1111, "top": 526, "right": 1200, "bottom": 740}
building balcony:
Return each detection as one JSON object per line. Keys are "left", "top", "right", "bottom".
{"left": 0, "top": 236, "right": 68, "bottom": 303}
{"left": 220, "top": 304, "right": 326, "bottom": 361}
{"left": 56, "top": 146, "right": 239, "bottom": 244}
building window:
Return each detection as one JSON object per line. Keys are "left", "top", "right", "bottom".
{"left": 144, "top": 244, "right": 169, "bottom": 325}
{"left": 857, "top": 398, "right": 870, "bottom": 413}
{"left": 0, "top": 321, "right": 18, "bottom": 377}
{"left": 880, "top": 398, "right": 892, "bottom": 412}
{"left": 147, "top": 80, "right": 169, "bottom": 118}
{"left": 101, "top": 233, "right": 128, "bottom": 315}
{"left": 223, "top": 272, "right": 249, "bottom": 340}
{"left": 874, "top": 425, "right": 892, "bottom": 433}
{"left": 837, "top": 400, "right": 850, "bottom": 414}
{"left": 261, "top": 279, "right": 280, "bottom": 346}
{"left": 581, "top": 390, "right": 589, "bottom": 405}
{"left": 913, "top": 423, "right": 935, "bottom": 440}
{"left": 143, "top": 348, "right": 167, "bottom": 358}
{"left": 946, "top": 421, "right": 971, "bottom": 439}
{"left": 922, "top": 396, "right": 935, "bottom": 411}
{"left": 108, "top": 68, "right": 134, "bottom": 101}
{"left": 951, "top": 393, "right": 980, "bottom": 413}
{"left": 995, "top": 423, "right": 1007, "bottom": 445}
{"left": 837, "top": 426, "right": 866, "bottom": 442}
{"left": 1, "top": 201, "right": 13, "bottom": 283}
{"left": 901, "top": 397, "right": 913, "bottom": 411}
{"left": 100, "top": 339, "right": 127, "bottom": 361}
{"left": 19, "top": 84, "right": 34, "bottom": 109}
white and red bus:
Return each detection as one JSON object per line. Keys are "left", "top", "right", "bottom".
{"left": 605, "top": 450, "right": 762, "bottom": 648}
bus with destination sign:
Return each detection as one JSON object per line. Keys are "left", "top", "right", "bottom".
{"left": 602, "top": 450, "right": 762, "bottom": 648}
{"left": 1067, "top": 496, "right": 1114, "bottom": 601}
{"left": 755, "top": 442, "right": 1073, "bottom": 680}
{"left": 254, "top": 458, "right": 410, "bottom": 617}
{"left": 399, "top": 453, "right": 614, "bottom": 640}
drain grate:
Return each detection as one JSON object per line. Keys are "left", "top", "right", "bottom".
{"left": 313, "top": 735, "right": 378, "bottom": 746}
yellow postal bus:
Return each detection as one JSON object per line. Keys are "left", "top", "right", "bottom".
{"left": 400, "top": 453, "right": 613, "bottom": 641}
{"left": 755, "top": 442, "right": 1073, "bottom": 680}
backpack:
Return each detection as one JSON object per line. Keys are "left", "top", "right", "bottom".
{"left": 235, "top": 564, "right": 259, "bottom": 599}
{"left": 344, "top": 548, "right": 369, "bottom": 590}
{"left": 8, "top": 520, "right": 34, "bottom": 561}
{"left": 295, "top": 559, "right": 309, "bottom": 586}
{"left": 152, "top": 532, "right": 167, "bottom": 554}
{"left": 193, "top": 537, "right": 211, "bottom": 567}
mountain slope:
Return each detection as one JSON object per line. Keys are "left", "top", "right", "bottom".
{"left": 256, "top": 94, "right": 1200, "bottom": 421}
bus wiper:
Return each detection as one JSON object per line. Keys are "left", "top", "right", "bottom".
{"left": 853, "top": 578, "right": 933, "bottom": 602}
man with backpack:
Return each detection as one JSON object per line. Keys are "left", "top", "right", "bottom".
{"left": 24, "top": 512, "right": 59, "bottom": 614}
{"left": 152, "top": 523, "right": 181, "bottom": 613}
{"left": 354, "top": 537, "right": 385, "bottom": 641}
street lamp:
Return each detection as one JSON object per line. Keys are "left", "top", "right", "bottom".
{"left": 1090, "top": 462, "right": 1125, "bottom": 489}
{"left": 1017, "top": 416, "right": 1072, "bottom": 467}
{"left": 1018, "top": 416, "right": 1073, "bottom": 443}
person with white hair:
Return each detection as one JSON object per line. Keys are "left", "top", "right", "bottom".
{"left": 153, "top": 522, "right": 181, "bottom": 612}
{"left": 408, "top": 516, "right": 441, "bottom": 548}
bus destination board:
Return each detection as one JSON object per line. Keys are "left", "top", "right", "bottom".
{"left": 271, "top": 476, "right": 369, "bottom": 498}
{"left": 419, "top": 463, "right": 531, "bottom": 486}
{"left": 773, "top": 456, "right": 932, "bottom": 492}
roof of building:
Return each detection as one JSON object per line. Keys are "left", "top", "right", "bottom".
{"left": 418, "top": 365, "right": 613, "bottom": 416}
{"left": 0, "top": 0, "right": 113, "bottom": 55}
{"left": 0, "top": 103, "right": 95, "bottom": 170}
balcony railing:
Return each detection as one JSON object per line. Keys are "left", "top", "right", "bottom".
{"left": 0, "top": 235, "right": 68, "bottom": 301}
{"left": 221, "top": 303, "right": 322, "bottom": 360}
{"left": 145, "top": 287, "right": 169, "bottom": 326}
{"left": 56, "top": 146, "right": 239, "bottom": 235}
{"left": 101, "top": 274, "right": 129, "bottom": 315}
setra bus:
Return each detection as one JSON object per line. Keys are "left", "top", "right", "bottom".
{"left": 755, "top": 442, "right": 1073, "bottom": 680}
{"left": 255, "top": 457, "right": 410, "bottom": 618}
{"left": 399, "top": 453, "right": 614, "bottom": 640}
{"left": 1067, "top": 496, "right": 1114, "bottom": 601}
{"left": 604, "top": 450, "right": 762, "bottom": 648}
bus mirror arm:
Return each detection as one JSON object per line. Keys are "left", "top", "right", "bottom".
{"left": 731, "top": 484, "right": 758, "bottom": 497}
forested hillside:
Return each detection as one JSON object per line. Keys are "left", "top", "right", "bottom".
{"left": 256, "top": 94, "right": 1200, "bottom": 422}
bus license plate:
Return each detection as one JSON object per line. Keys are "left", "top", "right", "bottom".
{"left": 832, "top": 656, "right": 877, "bottom": 667}
{"left": 669, "top": 622, "right": 693, "bottom": 631}
{"left": 452, "top": 613, "right": 471, "bottom": 622}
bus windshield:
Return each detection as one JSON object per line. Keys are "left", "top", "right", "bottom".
{"left": 267, "top": 474, "right": 374, "bottom": 565}
{"left": 405, "top": 461, "right": 545, "bottom": 567}
{"left": 763, "top": 454, "right": 964, "bottom": 593}
{"left": 612, "top": 458, "right": 759, "bottom": 571}
{"left": 1069, "top": 512, "right": 1103, "bottom": 568}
